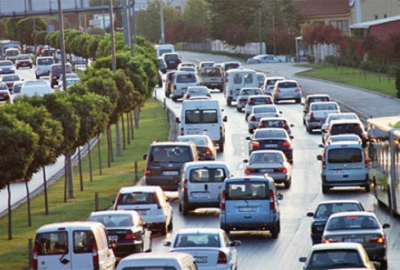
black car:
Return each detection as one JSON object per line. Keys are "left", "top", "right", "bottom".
{"left": 162, "top": 53, "right": 181, "bottom": 69}
{"left": 49, "top": 63, "right": 72, "bottom": 88}
{"left": 246, "top": 128, "right": 294, "bottom": 163}
{"left": 158, "top": 57, "right": 167, "bottom": 73}
{"left": 306, "top": 200, "right": 365, "bottom": 244}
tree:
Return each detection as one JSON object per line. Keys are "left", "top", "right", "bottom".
{"left": 45, "top": 31, "right": 60, "bottom": 49}
{"left": 17, "top": 17, "right": 47, "bottom": 45}
{"left": 183, "top": 0, "right": 208, "bottom": 28}
{"left": 34, "top": 31, "right": 48, "bottom": 46}
{"left": 96, "top": 32, "right": 127, "bottom": 58}
{"left": 64, "top": 29, "right": 84, "bottom": 53}
{"left": 5, "top": 19, "right": 19, "bottom": 40}
{"left": 0, "top": 20, "right": 6, "bottom": 39}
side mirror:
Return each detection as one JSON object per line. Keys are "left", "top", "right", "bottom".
{"left": 317, "top": 155, "right": 323, "bottom": 161}
{"left": 279, "top": 111, "right": 282, "bottom": 114}
{"left": 290, "top": 124, "right": 294, "bottom": 127}
{"left": 230, "top": 240, "right": 241, "bottom": 247}
{"left": 143, "top": 154, "right": 147, "bottom": 160}
{"left": 290, "top": 135, "right": 294, "bottom": 140}
{"left": 276, "top": 193, "right": 283, "bottom": 200}
{"left": 243, "top": 159, "right": 248, "bottom": 163}
{"left": 318, "top": 144, "right": 324, "bottom": 148}
{"left": 299, "top": 257, "right": 307, "bottom": 263}
{"left": 245, "top": 137, "right": 251, "bottom": 140}
{"left": 382, "top": 223, "right": 390, "bottom": 229}
{"left": 163, "top": 241, "right": 171, "bottom": 247}
{"left": 306, "top": 212, "right": 314, "bottom": 217}
{"left": 223, "top": 116, "right": 227, "bottom": 122}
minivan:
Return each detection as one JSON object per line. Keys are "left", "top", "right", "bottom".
{"left": 317, "top": 142, "right": 370, "bottom": 193}
{"left": 179, "top": 161, "right": 230, "bottom": 215}
{"left": 324, "top": 119, "right": 367, "bottom": 146}
{"left": 220, "top": 175, "right": 283, "bottom": 238}
{"left": 177, "top": 99, "right": 227, "bottom": 152}
{"left": 143, "top": 141, "right": 199, "bottom": 190}
{"left": 170, "top": 71, "right": 199, "bottom": 101}
{"left": 116, "top": 252, "right": 197, "bottom": 270}
{"left": 33, "top": 221, "right": 116, "bottom": 270}
{"left": 224, "top": 68, "right": 257, "bottom": 106}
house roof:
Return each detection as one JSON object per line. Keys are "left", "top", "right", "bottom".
{"left": 350, "top": 15, "right": 400, "bottom": 29}
{"left": 292, "top": 0, "right": 351, "bottom": 18}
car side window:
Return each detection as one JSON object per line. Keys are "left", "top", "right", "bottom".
{"left": 35, "top": 231, "right": 68, "bottom": 255}
{"left": 73, "top": 230, "right": 93, "bottom": 253}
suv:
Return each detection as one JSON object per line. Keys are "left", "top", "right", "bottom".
{"left": 220, "top": 175, "right": 283, "bottom": 238}
{"left": 49, "top": 63, "right": 72, "bottom": 88}
{"left": 162, "top": 53, "right": 181, "bottom": 69}
{"left": 170, "top": 71, "right": 199, "bottom": 101}
{"left": 143, "top": 141, "right": 199, "bottom": 191}
{"left": 324, "top": 119, "right": 367, "bottom": 147}
{"left": 35, "top": 57, "right": 55, "bottom": 79}
{"left": 179, "top": 161, "right": 230, "bottom": 215}
{"left": 113, "top": 186, "right": 173, "bottom": 235}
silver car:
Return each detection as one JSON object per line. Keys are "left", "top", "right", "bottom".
{"left": 257, "top": 117, "right": 293, "bottom": 136}
{"left": 35, "top": 56, "right": 54, "bottom": 79}
{"left": 262, "top": 76, "right": 285, "bottom": 95}
{"left": 244, "top": 94, "right": 274, "bottom": 119}
{"left": 322, "top": 211, "right": 390, "bottom": 268}
{"left": 236, "top": 87, "right": 262, "bottom": 112}
{"left": 271, "top": 79, "right": 302, "bottom": 104}
{"left": 247, "top": 105, "right": 281, "bottom": 133}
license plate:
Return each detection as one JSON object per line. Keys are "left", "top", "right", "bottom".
{"left": 332, "top": 170, "right": 345, "bottom": 174}
{"left": 195, "top": 256, "right": 208, "bottom": 263}
{"left": 264, "top": 144, "right": 278, "bottom": 148}
{"left": 187, "top": 130, "right": 199, "bottom": 134}
{"left": 108, "top": 235, "right": 118, "bottom": 242}
{"left": 191, "top": 192, "right": 210, "bottom": 199}
{"left": 343, "top": 238, "right": 364, "bottom": 243}
{"left": 260, "top": 169, "right": 273, "bottom": 173}
{"left": 239, "top": 207, "right": 256, "bottom": 212}
{"left": 163, "top": 171, "right": 179, "bottom": 175}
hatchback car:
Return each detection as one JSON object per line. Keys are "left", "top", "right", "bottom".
{"left": 257, "top": 117, "right": 294, "bottom": 136}
{"left": 177, "top": 134, "right": 216, "bottom": 161}
{"left": 0, "top": 60, "right": 15, "bottom": 74}
{"left": 324, "top": 119, "right": 368, "bottom": 147}
{"left": 113, "top": 185, "right": 173, "bottom": 235}
{"left": 262, "top": 76, "right": 285, "bottom": 95}
{"left": 15, "top": 54, "right": 33, "bottom": 69}
{"left": 306, "top": 200, "right": 365, "bottom": 244}
{"left": 171, "top": 71, "right": 199, "bottom": 101}
{"left": 321, "top": 112, "right": 360, "bottom": 143}
{"left": 247, "top": 105, "right": 282, "bottom": 133}
{"left": 162, "top": 52, "right": 182, "bottom": 69}
{"left": 323, "top": 134, "right": 363, "bottom": 147}
{"left": 0, "top": 82, "right": 12, "bottom": 104}
{"left": 299, "top": 243, "right": 375, "bottom": 270}
{"left": 244, "top": 150, "right": 292, "bottom": 188}
{"left": 322, "top": 211, "right": 390, "bottom": 268}
{"left": 35, "top": 56, "right": 54, "bottom": 78}
{"left": 236, "top": 87, "right": 262, "bottom": 112}
{"left": 179, "top": 161, "right": 230, "bottom": 215}
{"left": 271, "top": 79, "right": 302, "bottom": 103}
{"left": 0, "top": 74, "right": 21, "bottom": 90}
{"left": 302, "top": 94, "right": 331, "bottom": 119}
{"left": 183, "top": 86, "right": 211, "bottom": 100}
{"left": 304, "top": 101, "right": 341, "bottom": 133}
{"left": 246, "top": 128, "right": 294, "bottom": 163}
{"left": 164, "top": 228, "right": 240, "bottom": 270}
{"left": 244, "top": 95, "right": 274, "bottom": 119}
{"left": 49, "top": 63, "right": 72, "bottom": 88}
{"left": 87, "top": 210, "right": 152, "bottom": 257}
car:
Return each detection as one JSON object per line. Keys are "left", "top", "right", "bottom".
{"left": 271, "top": 79, "right": 302, "bottom": 103}
{"left": 177, "top": 62, "right": 196, "bottom": 70}
{"left": 170, "top": 71, "right": 199, "bottom": 101}
{"left": 0, "top": 60, "right": 15, "bottom": 74}
{"left": 261, "top": 76, "right": 285, "bottom": 95}
{"left": 11, "top": 81, "right": 23, "bottom": 102}
{"left": 4, "top": 48, "right": 20, "bottom": 63}
{"left": 198, "top": 67, "right": 224, "bottom": 91}
{"left": 299, "top": 242, "right": 376, "bottom": 269}
{"left": 321, "top": 112, "right": 360, "bottom": 143}
{"left": 219, "top": 61, "right": 241, "bottom": 79}
{"left": 177, "top": 134, "right": 217, "bottom": 160}
{"left": 197, "top": 61, "right": 216, "bottom": 72}
{"left": 246, "top": 54, "right": 281, "bottom": 64}
{"left": 220, "top": 175, "right": 283, "bottom": 237}
{"left": 246, "top": 128, "right": 294, "bottom": 162}
{"left": 17, "top": 80, "right": 53, "bottom": 101}
{"left": 306, "top": 200, "right": 365, "bottom": 244}
{"left": 247, "top": 105, "right": 282, "bottom": 133}
{"left": 302, "top": 94, "right": 331, "bottom": 122}
{"left": 87, "top": 210, "right": 152, "bottom": 257}
{"left": 116, "top": 252, "right": 197, "bottom": 270}
{"left": 143, "top": 141, "right": 199, "bottom": 190}
{"left": 15, "top": 54, "right": 33, "bottom": 69}
{"left": 322, "top": 211, "right": 390, "bottom": 268}
{"left": 304, "top": 101, "right": 341, "bottom": 133}
{"left": 322, "top": 134, "right": 363, "bottom": 146}
{"left": 158, "top": 57, "right": 167, "bottom": 73}
{"left": 324, "top": 119, "right": 368, "bottom": 147}
{"left": 244, "top": 94, "right": 274, "bottom": 119}
{"left": 0, "top": 82, "right": 12, "bottom": 104}
{"left": 256, "top": 72, "right": 266, "bottom": 88}
{"left": 0, "top": 74, "right": 21, "bottom": 90}
{"left": 35, "top": 56, "right": 55, "bottom": 79}
{"left": 164, "top": 228, "right": 240, "bottom": 270}
{"left": 161, "top": 52, "right": 182, "bottom": 69}
{"left": 64, "top": 78, "right": 81, "bottom": 89}
{"left": 49, "top": 63, "right": 73, "bottom": 88}
{"left": 164, "top": 70, "right": 176, "bottom": 97}
{"left": 179, "top": 161, "right": 230, "bottom": 215}
{"left": 113, "top": 185, "right": 173, "bottom": 235}
{"left": 243, "top": 150, "right": 292, "bottom": 188}
{"left": 256, "top": 117, "right": 294, "bottom": 136}
{"left": 182, "top": 86, "right": 211, "bottom": 100}
{"left": 57, "top": 73, "right": 79, "bottom": 89}
{"left": 178, "top": 66, "right": 197, "bottom": 73}
{"left": 236, "top": 87, "right": 262, "bottom": 112}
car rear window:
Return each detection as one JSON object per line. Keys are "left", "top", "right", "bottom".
{"left": 149, "top": 146, "right": 192, "bottom": 163}
{"left": 260, "top": 119, "right": 286, "bottom": 128}
{"left": 226, "top": 182, "right": 269, "bottom": 200}
{"left": 37, "top": 58, "right": 54, "bottom": 65}
{"left": 315, "top": 203, "right": 363, "bottom": 219}
{"left": 254, "top": 106, "right": 277, "bottom": 114}
{"left": 174, "top": 233, "right": 220, "bottom": 247}
{"left": 185, "top": 109, "right": 218, "bottom": 124}
{"left": 203, "top": 68, "right": 221, "bottom": 77}
{"left": 327, "top": 148, "right": 363, "bottom": 163}
{"left": 309, "top": 250, "right": 362, "bottom": 267}
{"left": 88, "top": 214, "right": 134, "bottom": 227}
{"left": 189, "top": 168, "right": 226, "bottom": 183}
{"left": 118, "top": 191, "right": 158, "bottom": 205}
{"left": 164, "top": 54, "right": 179, "bottom": 60}
{"left": 326, "top": 215, "right": 379, "bottom": 230}
{"left": 225, "top": 63, "right": 240, "bottom": 70}
{"left": 248, "top": 97, "right": 271, "bottom": 105}
{"left": 277, "top": 82, "right": 297, "bottom": 88}
{"left": 309, "top": 97, "right": 330, "bottom": 103}
{"left": 331, "top": 123, "right": 362, "bottom": 136}
{"left": 266, "top": 79, "right": 281, "bottom": 85}
{"left": 35, "top": 231, "right": 68, "bottom": 255}
{"left": 311, "top": 103, "right": 338, "bottom": 111}
{"left": 176, "top": 74, "right": 196, "bottom": 83}
{"left": 254, "top": 129, "right": 286, "bottom": 139}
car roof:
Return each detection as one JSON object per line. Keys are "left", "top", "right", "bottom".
{"left": 174, "top": 228, "right": 223, "bottom": 234}
{"left": 37, "top": 221, "right": 104, "bottom": 232}
{"left": 120, "top": 251, "right": 194, "bottom": 261}
{"left": 119, "top": 185, "right": 161, "bottom": 194}
{"left": 328, "top": 211, "right": 375, "bottom": 218}
{"left": 254, "top": 127, "right": 288, "bottom": 134}
{"left": 150, "top": 141, "right": 192, "bottom": 146}
{"left": 89, "top": 210, "right": 138, "bottom": 217}
{"left": 310, "top": 242, "right": 364, "bottom": 251}
{"left": 310, "top": 101, "right": 338, "bottom": 106}
{"left": 307, "top": 94, "right": 330, "bottom": 98}
{"left": 329, "top": 119, "right": 362, "bottom": 126}
{"left": 250, "top": 150, "right": 284, "bottom": 155}
{"left": 266, "top": 76, "right": 285, "bottom": 80}
{"left": 277, "top": 79, "right": 297, "bottom": 83}
{"left": 248, "top": 94, "right": 270, "bottom": 98}
{"left": 184, "top": 161, "right": 228, "bottom": 168}
{"left": 316, "top": 200, "right": 362, "bottom": 206}
{"left": 259, "top": 116, "right": 287, "bottom": 121}
{"left": 225, "top": 176, "right": 273, "bottom": 183}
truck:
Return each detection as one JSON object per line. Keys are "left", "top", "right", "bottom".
{"left": 0, "top": 40, "right": 20, "bottom": 60}
{"left": 198, "top": 67, "right": 224, "bottom": 92}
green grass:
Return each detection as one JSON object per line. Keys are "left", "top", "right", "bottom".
{"left": 0, "top": 98, "right": 169, "bottom": 270}
{"left": 296, "top": 62, "right": 397, "bottom": 97}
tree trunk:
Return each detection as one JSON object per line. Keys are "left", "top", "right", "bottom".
{"left": 7, "top": 184, "right": 12, "bottom": 240}
{"left": 110, "top": 126, "right": 114, "bottom": 162}
{"left": 130, "top": 111, "right": 134, "bottom": 139}
{"left": 127, "top": 112, "right": 131, "bottom": 145}
{"left": 64, "top": 158, "right": 67, "bottom": 202}
{"left": 78, "top": 147, "right": 83, "bottom": 191}
{"left": 66, "top": 151, "right": 74, "bottom": 199}
{"left": 122, "top": 114, "right": 126, "bottom": 150}
{"left": 107, "top": 126, "right": 111, "bottom": 167}
{"left": 116, "top": 120, "right": 122, "bottom": 156}
{"left": 43, "top": 167, "right": 48, "bottom": 215}
{"left": 88, "top": 142, "right": 93, "bottom": 182}
{"left": 134, "top": 107, "right": 140, "bottom": 128}
{"left": 98, "top": 134, "right": 102, "bottom": 175}
{"left": 25, "top": 180, "right": 31, "bottom": 227}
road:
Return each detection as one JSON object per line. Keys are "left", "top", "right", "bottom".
{"left": 149, "top": 51, "right": 400, "bottom": 270}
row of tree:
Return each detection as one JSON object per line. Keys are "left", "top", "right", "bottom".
{"left": 0, "top": 26, "right": 159, "bottom": 240}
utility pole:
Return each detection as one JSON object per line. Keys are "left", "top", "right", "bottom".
{"left": 160, "top": 0, "right": 165, "bottom": 44}
{"left": 259, "top": 9, "right": 262, "bottom": 54}
{"left": 129, "top": 0, "right": 135, "bottom": 57}
{"left": 102, "top": 0, "right": 106, "bottom": 34}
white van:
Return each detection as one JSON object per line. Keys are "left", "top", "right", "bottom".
{"left": 224, "top": 68, "right": 258, "bottom": 106}
{"left": 33, "top": 221, "right": 116, "bottom": 270}
{"left": 116, "top": 252, "right": 197, "bottom": 270}
{"left": 177, "top": 99, "right": 227, "bottom": 152}
{"left": 171, "top": 71, "right": 199, "bottom": 101}
{"left": 155, "top": 44, "right": 175, "bottom": 57}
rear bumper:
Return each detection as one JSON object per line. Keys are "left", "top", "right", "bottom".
{"left": 307, "top": 120, "right": 323, "bottom": 129}
{"left": 221, "top": 222, "right": 277, "bottom": 232}
{"left": 186, "top": 201, "right": 220, "bottom": 210}
{"left": 114, "top": 242, "right": 142, "bottom": 257}
{"left": 365, "top": 246, "right": 386, "bottom": 261}
{"left": 322, "top": 178, "right": 370, "bottom": 188}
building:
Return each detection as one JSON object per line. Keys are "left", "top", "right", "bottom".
{"left": 350, "top": 15, "right": 400, "bottom": 42}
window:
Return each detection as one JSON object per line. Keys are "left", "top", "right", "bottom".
{"left": 330, "top": 20, "right": 349, "bottom": 32}
{"left": 254, "top": 129, "right": 286, "bottom": 139}
{"left": 174, "top": 233, "right": 220, "bottom": 247}
{"left": 327, "top": 148, "right": 362, "bottom": 163}
{"left": 122, "top": 267, "right": 177, "bottom": 270}
{"left": 185, "top": 110, "right": 218, "bottom": 124}
{"left": 233, "top": 74, "right": 242, "bottom": 84}
{"left": 244, "top": 73, "right": 254, "bottom": 84}
{"left": 189, "top": 168, "right": 226, "bottom": 182}
{"left": 73, "top": 230, "right": 94, "bottom": 253}
{"left": 118, "top": 192, "right": 158, "bottom": 205}
{"left": 226, "top": 182, "right": 269, "bottom": 200}
{"left": 176, "top": 74, "right": 196, "bottom": 83}
{"left": 35, "top": 231, "right": 68, "bottom": 255}
{"left": 309, "top": 250, "right": 362, "bottom": 267}
{"left": 88, "top": 214, "right": 134, "bottom": 227}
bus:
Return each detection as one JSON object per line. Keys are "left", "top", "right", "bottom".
{"left": 0, "top": 40, "right": 20, "bottom": 59}
{"left": 367, "top": 115, "right": 400, "bottom": 215}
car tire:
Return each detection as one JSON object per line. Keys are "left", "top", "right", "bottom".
{"left": 35, "top": 75, "right": 39, "bottom": 79}
{"left": 236, "top": 107, "right": 241, "bottom": 112}
{"left": 284, "top": 178, "right": 291, "bottom": 189}
{"left": 160, "top": 223, "right": 167, "bottom": 236}
{"left": 380, "top": 259, "right": 388, "bottom": 269}
{"left": 182, "top": 201, "right": 189, "bottom": 216}
{"left": 306, "top": 126, "right": 312, "bottom": 133}
{"left": 322, "top": 186, "right": 329, "bottom": 194}
{"left": 218, "top": 141, "right": 224, "bottom": 152}
{"left": 16, "top": 66, "right": 19, "bottom": 69}
{"left": 29, "top": 65, "right": 32, "bottom": 68}
{"left": 219, "top": 88, "right": 223, "bottom": 93}
{"left": 147, "top": 238, "right": 152, "bottom": 252}
{"left": 296, "top": 98, "right": 301, "bottom": 104}
{"left": 227, "top": 99, "right": 231, "bottom": 106}
{"left": 271, "top": 221, "right": 280, "bottom": 239}
{"left": 172, "top": 96, "right": 177, "bottom": 102}
{"left": 364, "top": 184, "right": 371, "bottom": 193}
{"left": 249, "top": 129, "right": 253, "bottom": 134}
{"left": 167, "top": 218, "right": 173, "bottom": 231}
{"left": 222, "top": 227, "right": 230, "bottom": 234}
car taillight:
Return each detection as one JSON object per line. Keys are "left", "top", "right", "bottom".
{"left": 324, "top": 238, "right": 338, "bottom": 243}
{"left": 276, "top": 89, "right": 281, "bottom": 93}
{"left": 114, "top": 193, "right": 122, "bottom": 210}
{"left": 269, "top": 190, "right": 275, "bottom": 210}
{"left": 296, "top": 87, "right": 301, "bottom": 92}
{"left": 220, "top": 191, "right": 225, "bottom": 210}
{"left": 282, "top": 141, "right": 290, "bottom": 147}
{"left": 259, "top": 122, "right": 264, "bottom": 127}
{"left": 181, "top": 127, "right": 184, "bottom": 136}
{"left": 183, "top": 179, "right": 188, "bottom": 192}
{"left": 92, "top": 240, "right": 99, "bottom": 270}
{"left": 217, "top": 251, "right": 227, "bottom": 264}
{"left": 32, "top": 242, "right": 38, "bottom": 270}
{"left": 310, "top": 112, "right": 315, "bottom": 121}
{"left": 276, "top": 168, "right": 287, "bottom": 173}
{"left": 370, "top": 236, "right": 385, "bottom": 244}
{"left": 252, "top": 141, "right": 260, "bottom": 147}
{"left": 245, "top": 168, "right": 254, "bottom": 174}
{"left": 250, "top": 116, "right": 256, "bottom": 121}
{"left": 145, "top": 167, "right": 151, "bottom": 177}
{"left": 125, "top": 231, "right": 138, "bottom": 241}
{"left": 364, "top": 151, "right": 369, "bottom": 168}
{"left": 186, "top": 95, "right": 190, "bottom": 99}
{"left": 284, "top": 122, "right": 289, "bottom": 128}
{"left": 204, "top": 149, "right": 212, "bottom": 155}
{"left": 220, "top": 126, "right": 223, "bottom": 137}
{"left": 248, "top": 98, "right": 253, "bottom": 104}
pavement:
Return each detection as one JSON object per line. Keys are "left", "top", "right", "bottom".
{"left": 1, "top": 52, "right": 400, "bottom": 219}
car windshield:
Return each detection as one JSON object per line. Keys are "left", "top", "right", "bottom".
{"left": 254, "top": 129, "right": 286, "bottom": 139}
{"left": 249, "top": 97, "right": 270, "bottom": 105}
{"left": 308, "top": 250, "right": 364, "bottom": 268}
{"left": 88, "top": 214, "right": 133, "bottom": 227}
{"left": 149, "top": 146, "right": 191, "bottom": 163}
{"left": 187, "top": 88, "right": 207, "bottom": 95}
{"left": 328, "top": 114, "right": 358, "bottom": 122}
{"left": 117, "top": 192, "right": 158, "bottom": 205}
{"left": 329, "top": 136, "right": 360, "bottom": 143}
{"left": 174, "top": 233, "right": 220, "bottom": 248}
{"left": 250, "top": 152, "right": 284, "bottom": 163}
{"left": 326, "top": 215, "right": 379, "bottom": 230}
{"left": 0, "top": 61, "right": 12, "bottom": 66}
{"left": 309, "top": 97, "right": 330, "bottom": 103}
{"left": 176, "top": 74, "right": 196, "bottom": 83}
{"left": 226, "top": 182, "right": 269, "bottom": 200}
{"left": 254, "top": 106, "right": 276, "bottom": 114}
{"left": 6, "top": 50, "right": 18, "bottom": 56}
{"left": 314, "top": 203, "right": 363, "bottom": 219}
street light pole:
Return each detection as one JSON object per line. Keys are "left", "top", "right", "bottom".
{"left": 160, "top": 0, "right": 165, "bottom": 44}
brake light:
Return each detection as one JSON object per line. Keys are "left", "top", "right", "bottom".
{"left": 310, "top": 112, "right": 315, "bottom": 121}
{"left": 364, "top": 151, "right": 369, "bottom": 168}
{"left": 269, "top": 190, "right": 275, "bottom": 210}
{"left": 204, "top": 149, "right": 212, "bottom": 155}
{"left": 276, "top": 168, "right": 287, "bottom": 173}
{"left": 250, "top": 116, "right": 256, "bottom": 121}
{"left": 276, "top": 89, "right": 281, "bottom": 93}
{"left": 370, "top": 236, "right": 385, "bottom": 244}
{"left": 217, "top": 251, "right": 227, "bottom": 264}
{"left": 92, "top": 240, "right": 99, "bottom": 270}
{"left": 252, "top": 141, "right": 260, "bottom": 147}
{"left": 322, "top": 148, "right": 327, "bottom": 168}
{"left": 282, "top": 141, "right": 290, "bottom": 147}
{"left": 181, "top": 127, "right": 184, "bottom": 136}
{"left": 32, "top": 242, "right": 38, "bottom": 270}
{"left": 248, "top": 98, "right": 253, "bottom": 104}
{"left": 114, "top": 193, "right": 122, "bottom": 210}
{"left": 124, "top": 231, "right": 138, "bottom": 241}
{"left": 324, "top": 238, "right": 339, "bottom": 243}
{"left": 245, "top": 168, "right": 254, "bottom": 174}
{"left": 220, "top": 191, "right": 225, "bottom": 210}
{"left": 284, "top": 122, "right": 289, "bottom": 128}
{"left": 186, "top": 95, "right": 190, "bottom": 99}
{"left": 296, "top": 87, "right": 301, "bottom": 92}
{"left": 145, "top": 167, "right": 151, "bottom": 177}
{"left": 183, "top": 179, "right": 188, "bottom": 192}
{"left": 220, "top": 126, "right": 223, "bottom": 137}
{"left": 259, "top": 122, "right": 264, "bottom": 127}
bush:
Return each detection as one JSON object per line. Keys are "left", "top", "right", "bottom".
{"left": 396, "top": 67, "right": 400, "bottom": 98}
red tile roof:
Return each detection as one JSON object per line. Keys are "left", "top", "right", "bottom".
{"left": 292, "top": 0, "right": 351, "bottom": 18}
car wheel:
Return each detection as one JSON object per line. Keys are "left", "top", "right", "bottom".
{"left": 380, "top": 259, "right": 388, "bottom": 269}
{"left": 322, "top": 186, "right": 329, "bottom": 194}
{"left": 296, "top": 98, "right": 301, "bottom": 104}
{"left": 222, "top": 227, "right": 230, "bottom": 234}
{"left": 306, "top": 126, "right": 312, "bottom": 133}
{"left": 227, "top": 99, "right": 231, "bottom": 106}
{"left": 160, "top": 223, "right": 167, "bottom": 236}
{"left": 284, "top": 178, "right": 291, "bottom": 189}
{"left": 249, "top": 129, "right": 253, "bottom": 134}
{"left": 172, "top": 96, "right": 177, "bottom": 102}
{"left": 236, "top": 107, "right": 241, "bottom": 112}
{"left": 29, "top": 65, "right": 32, "bottom": 68}
{"left": 273, "top": 98, "right": 278, "bottom": 104}
{"left": 35, "top": 75, "right": 39, "bottom": 79}
{"left": 364, "top": 184, "right": 371, "bottom": 193}
{"left": 182, "top": 201, "right": 189, "bottom": 216}
{"left": 218, "top": 141, "right": 224, "bottom": 152}
{"left": 167, "top": 218, "right": 173, "bottom": 231}
{"left": 270, "top": 221, "right": 280, "bottom": 239}
{"left": 16, "top": 66, "right": 19, "bottom": 69}
{"left": 245, "top": 114, "right": 249, "bottom": 120}
{"left": 147, "top": 238, "right": 152, "bottom": 252}
{"left": 219, "top": 88, "right": 223, "bottom": 93}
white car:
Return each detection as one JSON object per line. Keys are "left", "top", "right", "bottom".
{"left": 17, "top": 80, "right": 53, "bottom": 101}
{"left": 247, "top": 104, "right": 282, "bottom": 133}
{"left": 183, "top": 86, "right": 211, "bottom": 100}
{"left": 35, "top": 56, "right": 54, "bottom": 79}
{"left": 247, "top": 54, "right": 281, "bottom": 64}
{"left": 0, "top": 82, "right": 12, "bottom": 104}
{"left": 58, "top": 73, "right": 80, "bottom": 89}
{"left": 164, "top": 228, "right": 240, "bottom": 270}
